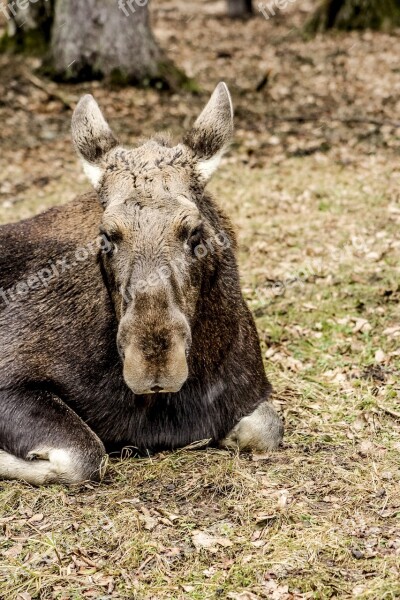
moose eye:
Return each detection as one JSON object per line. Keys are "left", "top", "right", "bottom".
{"left": 99, "top": 229, "right": 118, "bottom": 257}
{"left": 188, "top": 225, "right": 203, "bottom": 252}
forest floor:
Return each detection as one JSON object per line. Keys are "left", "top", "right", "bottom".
{"left": 0, "top": 0, "right": 399, "bottom": 598}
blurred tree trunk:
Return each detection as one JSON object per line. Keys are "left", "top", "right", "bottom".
{"left": 0, "top": 0, "right": 54, "bottom": 54}
{"left": 227, "top": 0, "right": 253, "bottom": 17}
{"left": 307, "top": 0, "right": 400, "bottom": 31}
{"left": 51, "top": 0, "right": 166, "bottom": 83}
{"left": 1, "top": 0, "right": 190, "bottom": 88}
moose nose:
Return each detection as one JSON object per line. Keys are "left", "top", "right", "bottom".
{"left": 151, "top": 385, "right": 163, "bottom": 393}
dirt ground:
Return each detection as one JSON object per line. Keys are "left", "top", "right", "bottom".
{"left": 0, "top": 1, "right": 399, "bottom": 598}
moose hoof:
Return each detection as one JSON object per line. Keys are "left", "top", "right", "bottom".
{"left": 25, "top": 445, "right": 107, "bottom": 485}
{"left": 221, "top": 401, "right": 284, "bottom": 453}
{"left": 27, "top": 448, "right": 50, "bottom": 461}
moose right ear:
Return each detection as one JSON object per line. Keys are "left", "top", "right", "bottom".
{"left": 183, "top": 82, "right": 234, "bottom": 182}
{"left": 71, "top": 95, "right": 118, "bottom": 189}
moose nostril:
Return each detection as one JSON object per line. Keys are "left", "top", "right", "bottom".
{"left": 151, "top": 385, "right": 163, "bottom": 393}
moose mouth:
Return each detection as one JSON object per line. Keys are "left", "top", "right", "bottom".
{"left": 124, "top": 380, "right": 187, "bottom": 396}
{"left": 122, "top": 342, "right": 190, "bottom": 396}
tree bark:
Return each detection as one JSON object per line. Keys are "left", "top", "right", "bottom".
{"left": 307, "top": 0, "right": 400, "bottom": 32}
{"left": 1, "top": 0, "right": 190, "bottom": 88}
{"left": 51, "top": 0, "right": 165, "bottom": 83}
{"left": 227, "top": 0, "right": 253, "bottom": 18}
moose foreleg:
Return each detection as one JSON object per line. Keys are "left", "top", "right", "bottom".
{"left": 0, "top": 389, "right": 106, "bottom": 485}
{"left": 221, "top": 401, "right": 283, "bottom": 453}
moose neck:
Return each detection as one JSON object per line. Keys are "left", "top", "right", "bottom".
{"left": 188, "top": 247, "right": 243, "bottom": 381}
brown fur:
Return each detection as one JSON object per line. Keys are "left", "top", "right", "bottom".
{"left": 0, "top": 84, "right": 283, "bottom": 485}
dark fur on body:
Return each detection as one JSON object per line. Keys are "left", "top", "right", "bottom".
{"left": 0, "top": 191, "right": 270, "bottom": 454}
{"left": 0, "top": 84, "right": 281, "bottom": 484}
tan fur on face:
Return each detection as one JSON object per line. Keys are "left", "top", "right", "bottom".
{"left": 96, "top": 146, "right": 210, "bottom": 394}
{"left": 71, "top": 85, "right": 234, "bottom": 396}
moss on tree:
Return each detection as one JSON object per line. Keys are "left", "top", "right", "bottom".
{"left": 0, "top": 0, "right": 54, "bottom": 56}
{"left": 0, "top": 28, "right": 47, "bottom": 55}
{"left": 307, "top": 0, "right": 400, "bottom": 32}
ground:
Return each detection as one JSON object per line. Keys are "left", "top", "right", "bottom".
{"left": 0, "top": 1, "right": 399, "bottom": 598}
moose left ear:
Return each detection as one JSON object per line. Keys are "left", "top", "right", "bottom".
{"left": 183, "top": 82, "right": 234, "bottom": 182}
{"left": 71, "top": 94, "right": 119, "bottom": 189}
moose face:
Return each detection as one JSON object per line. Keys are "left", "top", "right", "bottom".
{"left": 71, "top": 84, "right": 233, "bottom": 395}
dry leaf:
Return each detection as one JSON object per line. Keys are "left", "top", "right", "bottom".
{"left": 192, "top": 530, "right": 233, "bottom": 552}
{"left": 375, "top": 349, "right": 386, "bottom": 363}
{"left": 140, "top": 507, "right": 157, "bottom": 531}
{"left": 263, "top": 580, "right": 291, "bottom": 599}
{"left": 4, "top": 543, "right": 23, "bottom": 558}
{"left": 17, "top": 594, "right": 32, "bottom": 600}
{"left": 353, "top": 318, "right": 371, "bottom": 333}
{"left": 252, "top": 452, "right": 272, "bottom": 461}
{"left": 359, "top": 440, "right": 374, "bottom": 456}
{"left": 227, "top": 593, "right": 260, "bottom": 600}
{"left": 277, "top": 489, "right": 289, "bottom": 510}
{"left": 29, "top": 513, "right": 44, "bottom": 523}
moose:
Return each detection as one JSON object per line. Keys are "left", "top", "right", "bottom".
{"left": 0, "top": 83, "right": 283, "bottom": 485}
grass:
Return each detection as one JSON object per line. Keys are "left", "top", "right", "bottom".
{"left": 0, "top": 154, "right": 399, "bottom": 599}
{"left": 1, "top": 0, "right": 400, "bottom": 594}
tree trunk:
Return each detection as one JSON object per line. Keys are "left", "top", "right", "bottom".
{"left": 307, "top": 0, "right": 400, "bottom": 32}
{"left": 1, "top": 0, "right": 191, "bottom": 89}
{"left": 51, "top": 0, "right": 166, "bottom": 84}
{"left": 0, "top": 0, "right": 54, "bottom": 54}
{"left": 227, "top": 0, "right": 253, "bottom": 18}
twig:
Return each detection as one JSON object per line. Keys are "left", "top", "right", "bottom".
{"left": 22, "top": 69, "right": 75, "bottom": 109}
{"left": 377, "top": 403, "right": 400, "bottom": 420}
{"left": 265, "top": 114, "right": 400, "bottom": 128}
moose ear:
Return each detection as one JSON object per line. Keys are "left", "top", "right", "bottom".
{"left": 183, "top": 82, "right": 233, "bottom": 182}
{"left": 71, "top": 95, "right": 118, "bottom": 189}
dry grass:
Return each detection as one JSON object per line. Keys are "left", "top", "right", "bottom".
{"left": 1, "top": 158, "right": 399, "bottom": 599}
{"left": 1, "top": 0, "right": 400, "bottom": 598}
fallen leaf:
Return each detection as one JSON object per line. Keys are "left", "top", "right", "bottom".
{"left": 227, "top": 593, "right": 260, "bottom": 600}
{"left": 28, "top": 513, "right": 44, "bottom": 523}
{"left": 277, "top": 489, "right": 289, "bottom": 510}
{"left": 4, "top": 543, "right": 23, "bottom": 558}
{"left": 359, "top": 440, "right": 374, "bottom": 456}
{"left": 353, "top": 318, "right": 371, "bottom": 333}
{"left": 192, "top": 530, "right": 233, "bottom": 553}
{"left": 140, "top": 507, "right": 157, "bottom": 531}
{"left": 375, "top": 349, "right": 386, "bottom": 363}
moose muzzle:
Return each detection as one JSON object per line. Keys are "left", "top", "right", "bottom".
{"left": 118, "top": 306, "right": 191, "bottom": 395}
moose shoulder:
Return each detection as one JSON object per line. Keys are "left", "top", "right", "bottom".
{"left": 0, "top": 83, "right": 283, "bottom": 485}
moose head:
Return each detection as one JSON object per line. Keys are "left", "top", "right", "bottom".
{"left": 71, "top": 83, "right": 233, "bottom": 395}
